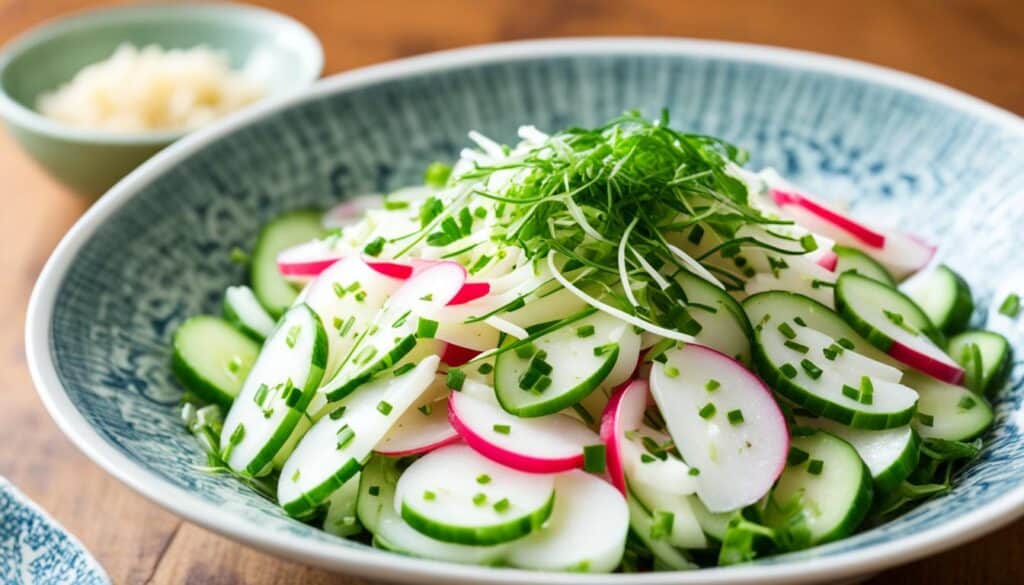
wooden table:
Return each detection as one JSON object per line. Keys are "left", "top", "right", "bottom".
{"left": 2, "top": 1, "right": 1021, "bottom": 583}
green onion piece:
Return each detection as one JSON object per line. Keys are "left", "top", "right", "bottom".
{"left": 664, "top": 365, "right": 680, "bottom": 378}
{"left": 780, "top": 364, "right": 798, "bottom": 379}
{"left": 999, "top": 293, "right": 1020, "bottom": 317}
{"left": 368, "top": 485, "right": 380, "bottom": 496}
{"left": 416, "top": 317, "right": 439, "bottom": 338}
{"left": 800, "top": 359, "right": 823, "bottom": 379}
{"left": 493, "top": 424, "right": 511, "bottom": 435}
{"left": 477, "top": 363, "right": 494, "bottom": 375}
{"left": 376, "top": 401, "right": 393, "bottom": 416}
{"left": 363, "top": 236, "right": 385, "bottom": 257}
{"left": 650, "top": 510, "right": 675, "bottom": 540}
{"left": 705, "top": 379, "right": 721, "bottom": 392}
{"left": 807, "top": 459, "right": 824, "bottom": 475}
{"left": 476, "top": 474, "right": 491, "bottom": 485}
{"left": 472, "top": 493, "right": 487, "bottom": 506}
{"left": 784, "top": 340, "right": 809, "bottom": 354}
{"left": 446, "top": 368, "right": 466, "bottom": 391}
{"left": 958, "top": 395, "right": 977, "bottom": 410}
{"left": 384, "top": 199, "right": 409, "bottom": 210}
{"left": 393, "top": 363, "right": 416, "bottom": 376}
{"left": 787, "top": 446, "right": 810, "bottom": 466}
{"left": 336, "top": 426, "right": 356, "bottom": 450}
{"left": 493, "top": 498, "right": 510, "bottom": 513}
{"left": 777, "top": 322, "right": 797, "bottom": 339}
{"left": 727, "top": 409, "right": 745, "bottom": 425}
{"left": 688, "top": 467, "right": 700, "bottom": 476}
{"left": 328, "top": 405, "right": 347, "bottom": 420}
{"left": 583, "top": 444, "right": 607, "bottom": 473}
{"left": 423, "top": 490, "right": 436, "bottom": 501}
{"left": 576, "top": 324, "right": 596, "bottom": 338}
{"left": 837, "top": 338, "right": 856, "bottom": 350}
{"left": 699, "top": 402, "right": 717, "bottom": 419}
{"left": 424, "top": 162, "right": 452, "bottom": 187}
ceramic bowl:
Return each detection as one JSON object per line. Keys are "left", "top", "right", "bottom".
{"left": 26, "top": 39, "right": 1024, "bottom": 584}
{"left": 0, "top": 3, "right": 322, "bottom": 196}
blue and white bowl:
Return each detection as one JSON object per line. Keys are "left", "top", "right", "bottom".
{"left": 26, "top": 39, "right": 1024, "bottom": 584}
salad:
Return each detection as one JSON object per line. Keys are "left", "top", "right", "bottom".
{"left": 172, "top": 112, "right": 1010, "bottom": 572}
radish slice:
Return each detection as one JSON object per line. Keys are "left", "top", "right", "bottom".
{"left": 649, "top": 344, "right": 789, "bottom": 512}
{"left": 449, "top": 282, "right": 491, "bottom": 305}
{"left": 745, "top": 255, "right": 836, "bottom": 308}
{"left": 376, "top": 375, "right": 458, "bottom": 457}
{"left": 394, "top": 443, "right": 556, "bottom": 545}
{"left": 816, "top": 249, "right": 839, "bottom": 272}
{"left": 506, "top": 471, "right": 628, "bottom": 573}
{"left": 599, "top": 380, "right": 648, "bottom": 494}
{"left": 277, "top": 238, "right": 417, "bottom": 283}
{"left": 449, "top": 381, "right": 600, "bottom": 473}
{"left": 441, "top": 342, "right": 481, "bottom": 367}
{"left": 772, "top": 189, "right": 886, "bottom": 249}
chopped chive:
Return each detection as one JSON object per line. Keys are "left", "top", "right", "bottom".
{"left": 474, "top": 206, "right": 487, "bottom": 219}
{"left": 883, "top": 309, "right": 918, "bottom": 335}
{"left": 362, "top": 236, "right": 385, "bottom": 257}
{"left": 337, "top": 316, "right": 355, "bottom": 337}
{"left": 354, "top": 290, "right": 367, "bottom": 302}
{"left": 777, "top": 322, "right": 797, "bottom": 339}
{"left": 291, "top": 469, "right": 301, "bottom": 482}
{"left": 807, "top": 459, "right": 824, "bottom": 475}
{"left": 650, "top": 510, "right": 675, "bottom": 540}
{"left": 253, "top": 383, "right": 270, "bottom": 407}
{"left": 799, "top": 235, "right": 818, "bottom": 252}
{"left": 423, "top": 490, "right": 436, "bottom": 501}
{"left": 417, "top": 404, "right": 433, "bottom": 416}
{"left": 419, "top": 293, "right": 433, "bottom": 302}
{"left": 227, "top": 356, "right": 242, "bottom": 374}
{"left": 346, "top": 281, "right": 362, "bottom": 292}
{"left": 794, "top": 317, "right": 807, "bottom": 327}
{"left": 593, "top": 343, "right": 618, "bottom": 356}
{"left": 576, "top": 324, "right": 596, "bottom": 338}
{"left": 917, "top": 413, "right": 935, "bottom": 427}
{"left": 446, "top": 368, "right": 466, "bottom": 391}
{"left": 842, "top": 384, "right": 860, "bottom": 401}
{"left": 529, "top": 356, "right": 553, "bottom": 375}
{"left": 822, "top": 345, "right": 840, "bottom": 361}
{"left": 784, "top": 340, "right": 809, "bottom": 354}
{"left": 229, "top": 246, "right": 249, "bottom": 265}
{"left": 958, "top": 395, "right": 978, "bottom": 410}
{"left": 688, "top": 224, "right": 704, "bottom": 245}
{"left": 376, "top": 400, "right": 393, "bottom": 415}
{"left": 476, "top": 474, "right": 491, "bottom": 485}
{"left": 836, "top": 337, "right": 856, "bottom": 350}
{"left": 705, "top": 379, "right": 721, "bottom": 392}
{"left": 787, "top": 446, "right": 810, "bottom": 466}
{"left": 583, "top": 444, "right": 607, "bottom": 473}
{"left": 688, "top": 467, "right": 700, "bottom": 476}
{"left": 228, "top": 423, "right": 246, "bottom": 445}
{"left": 800, "top": 359, "right": 823, "bottom": 379}
{"left": 424, "top": 162, "right": 452, "bottom": 187}
{"left": 472, "top": 493, "right": 487, "bottom": 506}
{"left": 368, "top": 485, "right": 380, "bottom": 496}
{"left": 533, "top": 375, "right": 552, "bottom": 392}
{"left": 477, "top": 363, "right": 494, "bottom": 375}
{"left": 664, "top": 365, "right": 680, "bottom": 378}
{"left": 699, "top": 402, "right": 717, "bottom": 419}
{"left": 335, "top": 426, "right": 356, "bottom": 450}
{"left": 393, "top": 362, "right": 416, "bottom": 376}
{"left": 493, "top": 424, "right": 511, "bottom": 435}
{"left": 416, "top": 317, "right": 439, "bottom": 338}
{"left": 493, "top": 498, "right": 510, "bottom": 513}
{"left": 392, "top": 310, "right": 412, "bottom": 328}
{"left": 468, "top": 254, "right": 491, "bottom": 274}
{"left": 514, "top": 342, "right": 537, "bottom": 359}
{"left": 285, "top": 325, "right": 301, "bottom": 348}
{"left": 518, "top": 368, "right": 541, "bottom": 391}
{"left": 999, "top": 293, "right": 1021, "bottom": 317}
{"left": 727, "top": 409, "right": 745, "bottom": 425}
{"left": 780, "top": 363, "right": 798, "bottom": 378}
{"left": 328, "top": 405, "right": 347, "bottom": 420}
{"left": 640, "top": 453, "right": 656, "bottom": 464}
{"left": 384, "top": 199, "right": 409, "bottom": 210}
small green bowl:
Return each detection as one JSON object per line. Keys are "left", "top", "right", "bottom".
{"left": 0, "top": 3, "right": 322, "bottom": 197}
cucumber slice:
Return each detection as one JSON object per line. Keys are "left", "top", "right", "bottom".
{"left": 296, "top": 257, "right": 404, "bottom": 379}
{"left": 745, "top": 293, "right": 918, "bottom": 429}
{"left": 744, "top": 255, "right": 837, "bottom": 309}
{"left": 765, "top": 431, "right": 873, "bottom": 545}
{"left": 903, "top": 371, "right": 994, "bottom": 441}
{"left": 223, "top": 285, "right": 276, "bottom": 341}
{"left": 320, "top": 262, "right": 465, "bottom": 402}
{"left": 171, "top": 316, "right": 260, "bottom": 407}
{"left": 626, "top": 489, "right": 697, "bottom": 570}
{"left": 627, "top": 478, "right": 708, "bottom": 549}
{"left": 395, "top": 443, "right": 555, "bottom": 545}
{"left": 670, "top": 268, "right": 752, "bottom": 363}
{"left": 948, "top": 330, "right": 1012, "bottom": 393}
{"left": 795, "top": 416, "right": 919, "bottom": 493}
{"left": 903, "top": 265, "right": 973, "bottom": 335}
{"left": 835, "top": 273, "right": 963, "bottom": 385}
{"left": 323, "top": 472, "right": 362, "bottom": 538}
{"left": 220, "top": 304, "right": 327, "bottom": 475}
{"left": 252, "top": 210, "right": 325, "bottom": 317}
{"left": 833, "top": 245, "right": 895, "bottom": 286}
{"left": 506, "top": 471, "right": 629, "bottom": 573}
{"left": 357, "top": 456, "right": 508, "bottom": 565}
{"left": 493, "top": 310, "right": 639, "bottom": 417}
{"left": 277, "top": 356, "right": 440, "bottom": 517}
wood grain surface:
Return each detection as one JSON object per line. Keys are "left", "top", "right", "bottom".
{"left": 2, "top": 1, "right": 1021, "bottom": 583}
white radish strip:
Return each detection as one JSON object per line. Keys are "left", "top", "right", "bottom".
{"left": 277, "top": 356, "right": 440, "bottom": 516}
{"left": 547, "top": 252, "right": 697, "bottom": 343}
{"left": 468, "top": 130, "right": 506, "bottom": 159}
{"left": 394, "top": 444, "right": 555, "bottom": 545}
{"left": 599, "top": 380, "right": 648, "bottom": 494}
{"left": 432, "top": 304, "right": 500, "bottom": 351}
{"left": 665, "top": 242, "right": 725, "bottom": 290}
{"left": 296, "top": 256, "right": 404, "bottom": 378}
{"left": 772, "top": 190, "right": 885, "bottom": 249}
{"left": 376, "top": 375, "right": 457, "bottom": 457}
{"left": 224, "top": 285, "right": 275, "bottom": 338}
{"left": 506, "top": 471, "right": 628, "bottom": 573}
{"left": 870, "top": 231, "right": 936, "bottom": 281}
{"left": 483, "top": 316, "right": 529, "bottom": 340}
{"left": 220, "top": 304, "right": 325, "bottom": 476}
{"left": 449, "top": 381, "right": 600, "bottom": 473}
{"left": 650, "top": 344, "right": 789, "bottom": 512}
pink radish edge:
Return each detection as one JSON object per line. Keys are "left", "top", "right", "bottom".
{"left": 816, "top": 249, "right": 839, "bottom": 272}
{"left": 888, "top": 342, "right": 965, "bottom": 385}
{"left": 772, "top": 189, "right": 886, "bottom": 249}
{"left": 447, "top": 394, "right": 585, "bottom": 474}
{"left": 599, "top": 379, "right": 649, "bottom": 495}
{"left": 441, "top": 343, "right": 480, "bottom": 367}
{"left": 374, "top": 433, "right": 460, "bottom": 458}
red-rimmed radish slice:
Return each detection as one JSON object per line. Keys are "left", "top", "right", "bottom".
{"left": 449, "top": 381, "right": 600, "bottom": 474}
{"left": 599, "top": 379, "right": 648, "bottom": 495}
{"left": 322, "top": 194, "right": 384, "bottom": 228}
{"left": 441, "top": 343, "right": 480, "bottom": 367}
{"left": 277, "top": 239, "right": 417, "bottom": 282}
{"left": 870, "top": 231, "right": 937, "bottom": 281}
{"left": 376, "top": 375, "right": 458, "bottom": 457}
{"left": 650, "top": 344, "right": 789, "bottom": 512}
{"left": 449, "top": 282, "right": 491, "bottom": 305}
{"left": 772, "top": 189, "right": 886, "bottom": 249}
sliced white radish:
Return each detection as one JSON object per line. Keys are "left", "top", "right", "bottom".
{"left": 627, "top": 475, "right": 708, "bottom": 549}
{"left": 296, "top": 256, "right": 404, "bottom": 378}
{"left": 319, "top": 262, "right": 465, "bottom": 402}
{"left": 506, "top": 471, "right": 628, "bottom": 573}
{"left": 650, "top": 344, "right": 789, "bottom": 512}
{"left": 277, "top": 356, "right": 440, "bottom": 516}
{"left": 620, "top": 426, "right": 698, "bottom": 498}
{"left": 376, "top": 375, "right": 458, "bottom": 457}
{"left": 277, "top": 237, "right": 418, "bottom": 284}
{"left": 771, "top": 189, "right": 886, "bottom": 249}
{"left": 394, "top": 443, "right": 556, "bottom": 545}
{"left": 599, "top": 379, "right": 648, "bottom": 494}
{"left": 449, "top": 381, "right": 601, "bottom": 473}
{"left": 744, "top": 255, "right": 836, "bottom": 308}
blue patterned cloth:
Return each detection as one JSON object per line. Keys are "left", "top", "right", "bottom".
{"left": 0, "top": 478, "right": 108, "bottom": 585}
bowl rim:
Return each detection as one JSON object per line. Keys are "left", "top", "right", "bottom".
{"left": 0, "top": 1, "right": 323, "bottom": 145}
{"left": 26, "top": 37, "right": 1024, "bottom": 584}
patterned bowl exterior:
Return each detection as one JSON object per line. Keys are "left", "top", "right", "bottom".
{"left": 28, "top": 40, "right": 1024, "bottom": 584}
{"left": 0, "top": 478, "right": 109, "bottom": 584}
